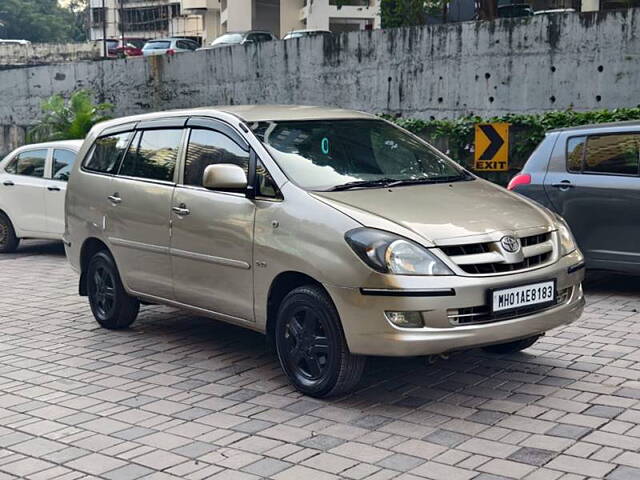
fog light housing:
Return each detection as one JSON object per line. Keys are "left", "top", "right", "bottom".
{"left": 385, "top": 311, "right": 425, "bottom": 328}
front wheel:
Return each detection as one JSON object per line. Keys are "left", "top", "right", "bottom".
{"left": 87, "top": 250, "right": 139, "bottom": 329}
{"left": 275, "top": 285, "right": 366, "bottom": 398}
{"left": 482, "top": 335, "right": 540, "bottom": 354}
{"left": 0, "top": 212, "right": 19, "bottom": 253}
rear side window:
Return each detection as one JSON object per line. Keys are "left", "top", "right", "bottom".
{"left": 585, "top": 133, "right": 640, "bottom": 176}
{"left": 52, "top": 149, "right": 76, "bottom": 181}
{"left": 184, "top": 129, "right": 249, "bottom": 186}
{"left": 6, "top": 149, "right": 47, "bottom": 177}
{"left": 119, "top": 129, "right": 182, "bottom": 182}
{"left": 566, "top": 136, "right": 585, "bottom": 172}
{"left": 84, "top": 132, "right": 132, "bottom": 174}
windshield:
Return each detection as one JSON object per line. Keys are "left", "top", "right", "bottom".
{"left": 250, "top": 119, "right": 468, "bottom": 191}
{"left": 144, "top": 41, "right": 171, "bottom": 50}
{"left": 211, "top": 33, "right": 243, "bottom": 45}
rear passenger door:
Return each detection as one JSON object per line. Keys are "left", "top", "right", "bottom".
{"left": 544, "top": 132, "right": 640, "bottom": 270}
{"left": 108, "top": 123, "right": 185, "bottom": 299}
{"left": 170, "top": 119, "right": 256, "bottom": 321}
{"left": 2, "top": 148, "right": 48, "bottom": 234}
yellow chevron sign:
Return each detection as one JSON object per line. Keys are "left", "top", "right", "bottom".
{"left": 474, "top": 123, "right": 510, "bottom": 171}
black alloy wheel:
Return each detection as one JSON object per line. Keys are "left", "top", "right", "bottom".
{"left": 275, "top": 285, "right": 366, "bottom": 398}
{"left": 87, "top": 250, "right": 140, "bottom": 329}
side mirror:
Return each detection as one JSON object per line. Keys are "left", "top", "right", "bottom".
{"left": 202, "top": 164, "right": 248, "bottom": 191}
{"left": 242, "top": 39, "right": 255, "bottom": 45}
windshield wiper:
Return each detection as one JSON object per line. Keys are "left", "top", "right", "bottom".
{"left": 385, "top": 173, "right": 475, "bottom": 187}
{"left": 327, "top": 178, "right": 402, "bottom": 191}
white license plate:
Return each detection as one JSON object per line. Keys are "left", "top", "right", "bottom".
{"left": 491, "top": 281, "right": 555, "bottom": 313}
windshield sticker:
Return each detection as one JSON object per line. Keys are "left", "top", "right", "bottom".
{"left": 321, "top": 137, "right": 330, "bottom": 155}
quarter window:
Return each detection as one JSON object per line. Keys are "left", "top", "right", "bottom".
{"left": 84, "top": 132, "right": 132, "bottom": 174}
{"left": 566, "top": 136, "right": 585, "bottom": 172}
{"left": 52, "top": 149, "right": 76, "bottom": 181}
{"left": 584, "top": 133, "right": 640, "bottom": 176}
{"left": 6, "top": 149, "right": 47, "bottom": 177}
{"left": 120, "top": 129, "right": 182, "bottom": 182}
{"left": 184, "top": 129, "right": 249, "bottom": 187}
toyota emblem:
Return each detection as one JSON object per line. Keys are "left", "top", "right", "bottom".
{"left": 500, "top": 235, "right": 521, "bottom": 254}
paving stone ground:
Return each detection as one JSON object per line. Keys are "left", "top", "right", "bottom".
{"left": 1, "top": 240, "right": 640, "bottom": 480}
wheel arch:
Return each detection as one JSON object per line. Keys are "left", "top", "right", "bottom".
{"left": 78, "top": 237, "right": 111, "bottom": 296}
{"left": 265, "top": 271, "right": 327, "bottom": 342}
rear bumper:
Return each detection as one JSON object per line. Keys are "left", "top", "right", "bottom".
{"left": 326, "top": 250, "right": 585, "bottom": 356}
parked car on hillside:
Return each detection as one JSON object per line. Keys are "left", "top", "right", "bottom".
{"left": 508, "top": 121, "right": 640, "bottom": 275}
{"left": 64, "top": 105, "right": 585, "bottom": 397}
{"left": 113, "top": 38, "right": 147, "bottom": 57}
{"left": 283, "top": 29, "right": 332, "bottom": 40}
{"left": 142, "top": 38, "right": 199, "bottom": 56}
{"left": 198, "top": 31, "right": 277, "bottom": 50}
{"left": 0, "top": 39, "right": 31, "bottom": 46}
{"left": 0, "top": 140, "right": 82, "bottom": 253}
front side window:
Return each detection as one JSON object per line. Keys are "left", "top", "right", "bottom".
{"left": 6, "top": 149, "right": 47, "bottom": 178}
{"left": 584, "top": 133, "right": 640, "bottom": 176}
{"left": 84, "top": 132, "right": 132, "bottom": 174}
{"left": 184, "top": 129, "right": 249, "bottom": 187}
{"left": 250, "top": 119, "right": 466, "bottom": 191}
{"left": 52, "top": 149, "right": 76, "bottom": 181}
{"left": 120, "top": 129, "right": 182, "bottom": 182}
{"left": 566, "top": 136, "right": 586, "bottom": 172}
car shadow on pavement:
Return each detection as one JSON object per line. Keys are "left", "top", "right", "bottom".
{"left": 0, "top": 240, "right": 65, "bottom": 260}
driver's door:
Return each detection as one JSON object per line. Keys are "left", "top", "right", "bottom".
{"left": 170, "top": 123, "right": 256, "bottom": 321}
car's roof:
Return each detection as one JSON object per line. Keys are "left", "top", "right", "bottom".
{"left": 16, "top": 140, "right": 83, "bottom": 151}
{"left": 548, "top": 120, "right": 640, "bottom": 133}
{"left": 94, "top": 105, "right": 377, "bottom": 130}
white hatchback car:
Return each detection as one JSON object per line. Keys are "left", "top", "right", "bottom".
{"left": 0, "top": 140, "right": 82, "bottom": 253}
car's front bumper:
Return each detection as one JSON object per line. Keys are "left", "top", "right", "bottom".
{"left": 326, "top": 250, "right": 585, "bottom": 356}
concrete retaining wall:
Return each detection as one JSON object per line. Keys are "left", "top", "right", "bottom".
{"left": 0, "top": 42, "right": 101, "bottom": 67}
{"left": 1, "top": 9, "right": 640, "bottom": 156}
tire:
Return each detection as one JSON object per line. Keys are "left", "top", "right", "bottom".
{"left": 0, "top": 212, "right": 19, "bottom": 254}
{"left": 87, "top": 250, "right": 139, "bottom": 330}
{"left": 482, "top": 335, "right": 540, "bottom": 354}
{"left": 275, "top": 285, "right": 366, "bottom": 398}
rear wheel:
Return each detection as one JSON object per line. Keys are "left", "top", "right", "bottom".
{"left": 87, "top": 250, "right": 139, "bottom": 329}
{"left": 482, "top": 335, "right": 540, "bottom": 354}
{"left": 275, "top": 285, "right": 366, "bottom": 398}
{"left": 0, "top": 212, "right": 19, "bottom": 253}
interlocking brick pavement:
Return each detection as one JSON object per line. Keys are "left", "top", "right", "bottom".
{"left": 1, "top": 240, "right": 640, "bottom": 479}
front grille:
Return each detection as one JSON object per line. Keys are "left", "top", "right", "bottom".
{"left": 447, "top": 287, "right": 572, "bottom": 326}
{"left": 440, "top": 232, "right": 554, "bottom": 275}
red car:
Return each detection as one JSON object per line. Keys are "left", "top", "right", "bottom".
{"left": 110, "top": 38, "right": 147, "bottom": 58}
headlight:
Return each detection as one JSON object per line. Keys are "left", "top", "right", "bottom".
{"left": 345, "top": 228, "right": 453, "bottom": 275}
{"left": 555, "top": 214, "right": 577, "bottom": 256}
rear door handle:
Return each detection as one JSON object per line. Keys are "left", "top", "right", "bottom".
{"left": 172, "top": 205, "right": 190, "bottom": 216}
{"left": 47, "top": 186, "right": 61, "bottom": 192}
{"left": 108, "top": 194, "right": 122, "bottom": 205}
{"left": 2, "top": 180, "right": 14, "bottom": 186}
{"left": 551, "top": 181, "right": 575, "bottom": 190}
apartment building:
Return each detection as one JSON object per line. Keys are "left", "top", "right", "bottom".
{"left": 89, "top": 0, "right": 204, "bottom": 42}
{"left": 90, "top": 0, "right": 380, "bottom": 46}
{"left": 196, "top": 0, "right": 380, "bottom": 43}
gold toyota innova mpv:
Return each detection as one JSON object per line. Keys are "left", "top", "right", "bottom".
{"left": 65, "top": 106, "right": 585, "bottom": 397}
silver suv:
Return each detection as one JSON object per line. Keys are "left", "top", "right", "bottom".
{"left": 65, "top": 106, "right": 585, "bottom": 397}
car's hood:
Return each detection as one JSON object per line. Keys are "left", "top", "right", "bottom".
{"left": 313, "top": 179, "right": 554, "bottom": 245}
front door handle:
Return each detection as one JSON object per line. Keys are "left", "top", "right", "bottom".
{"left": 551, "top": 181, "right": 575, "bottom": 191}
{"left": 172, "top": 204, "right": 190, "bottom": 216}
{"left": 2, "top": 180, "right": 14, "bottom": 186}
{"left": 108, "top": 194, "right": 122, "bottom": 205}
{"left": 47, "top": 186, "right": 61, "bottom": 192}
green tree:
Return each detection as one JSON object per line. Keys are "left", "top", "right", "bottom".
{"left": 28, "top": 90, "right": 113, "bottom": 143}
{"left": 380, "top": 0, "right": 448, "bottom": 28}
{"left": 0, "top": 0, "right": 87, "bottom": 43}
